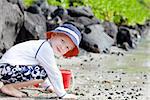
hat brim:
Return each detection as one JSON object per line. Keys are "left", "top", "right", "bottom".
{"left": 46, "top": 31, "right": 79, "bottom": 57}
{"left": 63, "top": 46, "right": 79, "bottom": 57}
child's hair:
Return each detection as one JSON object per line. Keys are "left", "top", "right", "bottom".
{"left": 46, "top": 23, "right": 81, "bottom": 57}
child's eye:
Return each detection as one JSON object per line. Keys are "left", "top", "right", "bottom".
{"left": 61, "top": 39, "right": 65, "bottom": 43}
{"left": 66, "top": 46, "right": 69, "bottom": 49}
{"left": 61, "top": 39, "right": 64, "bottom": 42}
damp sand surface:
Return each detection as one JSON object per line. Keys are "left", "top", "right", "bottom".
{"left": 0, "top": 32, "right": 150, "bottom": 100}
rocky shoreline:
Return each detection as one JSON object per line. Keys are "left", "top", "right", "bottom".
{"left": 0, "top": 0, "right": 150, "bottom": 57}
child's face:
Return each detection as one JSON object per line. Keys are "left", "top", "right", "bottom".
{"left": 50, "top": 33, "right": 75, "bottom": 56}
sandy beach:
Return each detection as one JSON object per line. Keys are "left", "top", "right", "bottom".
{"left": 0, "top": 31, "right": 150, "bottom": 100}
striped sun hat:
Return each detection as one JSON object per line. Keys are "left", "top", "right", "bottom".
{"left": 46, "top": 23, "right": 81, "bottom": 57}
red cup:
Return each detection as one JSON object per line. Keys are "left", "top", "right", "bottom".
{"left": 33, "top": 69, "right": 73, "bottom": 89}
{"left": 60, "top": 69, "right": 72, "bottom": 89}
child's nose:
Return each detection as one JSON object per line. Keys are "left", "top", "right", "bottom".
{"left": 64, "top": 46, "right": 70, "bottom": 53}
{"left": 62, "top": 46, "right": 69, "bottom": 53}
{"left": 61, "top": 46, "right": 69, "bottom": 53}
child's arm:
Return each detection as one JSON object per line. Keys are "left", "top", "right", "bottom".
{"left": 36, "top": 42, "right": 77, "bottom": 99}
{"left": 36, "top": 42, "right": 67, "bottom": 98}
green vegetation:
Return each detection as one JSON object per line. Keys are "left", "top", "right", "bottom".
{"left": 72, "top": 0, "right": 150, "bottom": 25}
{"left": 23, "top": 0, "right": 150, "bottom": 25}
{"left": 47, "top": 0, "right": 70, "bottom": 8}
{"left": 23, "top": 0, "right": 36, "bottom": 7}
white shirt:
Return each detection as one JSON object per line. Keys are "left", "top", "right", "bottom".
{"left": 0, "top": 40, "right": 66, "bottom": 97}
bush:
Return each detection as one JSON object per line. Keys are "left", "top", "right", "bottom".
{"left": 23, "top": 0, "right": 150, "bottom": 25}
{"left": 23, "top": 0, "right": 36, "bottom": 7}
{"left": 47, "top": 0, "right": 70, "bottom": 8}
{"left": 75, "top": 0, "right": 150, "bottom": 25}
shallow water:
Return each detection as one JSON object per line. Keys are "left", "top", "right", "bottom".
{"left": 102, "top": 33, "right": 150, "bottom": 73}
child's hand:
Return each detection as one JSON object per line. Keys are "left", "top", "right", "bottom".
{"left": 46, "top": 86, "right": 54, "bottom": 93}
{"left": 62, "top": 93, "right": 77, "bottom": 99}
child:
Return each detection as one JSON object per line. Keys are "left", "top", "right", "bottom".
{"left": 0, "top": 23, "right": 81, "bottom": 99}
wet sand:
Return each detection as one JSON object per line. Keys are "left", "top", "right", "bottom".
{"left": 0, "top": 31, "right": 150, "bottom": 100}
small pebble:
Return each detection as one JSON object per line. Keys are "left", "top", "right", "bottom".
{"left": 109, "top": 93, "right": 113, "bottom": 95}
{"left": 139, "top": 88, "right": 142, "bottom": 91}
{"left": 121, "top": 91, "right": 124, "bottom": 95}
{"left": 80, "top": 93, "right": 85, "bottom": 96}
{"left": 90, "top": 58, "right": 94, "bottom": 61}
{"left": 97, "top": 93, "right": 101, "bottom": 95}
{"left": 116, "top": 92, "right": 120, "bottom": 94}
{"left": 143, "top": 74, "right": 147, "bottom": 79}
{"left": 105, "top": 88, "right": 109, "bottom": 91}
{"left": 127, "top": 92, "right": 132, "bottom": 95}
{"left": 92, "top": 93, "right": 96, "bottom": 96}
{"left": 107, "top": 71, "right": 114, "bottom": 73}
{"left": 131, "top": 88, "right": 134, "bottom": 91}
{"left": 142, "top": 82, "right": 145, "bottom": 84}
{"left": 117, "top": 52, "right": 124, "bottom": 56}
{"left": 122, "top": 85, "right": 124, "bottom": 88}
{"left": 75, "top": 92, "right": 79, "bottom": 95}
{"left": 108, "top": 97, "right": 112, "bottom": 99}
{"left": 102, "top": 80, "right": 111, "bottom": 84}
{"left": 84, "top": 59, "right": 87, "bottom": 62}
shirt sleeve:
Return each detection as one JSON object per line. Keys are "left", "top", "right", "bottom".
{"left": 36, "top": 41, "right": 66, "bottom": 97}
